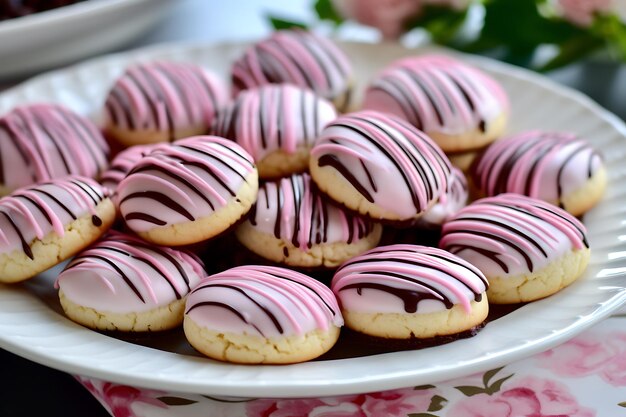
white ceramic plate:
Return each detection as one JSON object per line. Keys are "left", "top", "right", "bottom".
{"left": 0, "top": 0, "right": 173, "bottom": 79}
{"left": 0, "top": 41, "right": 625, "bottom": 399}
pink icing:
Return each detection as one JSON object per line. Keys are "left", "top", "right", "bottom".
{"left": 211, "top": 84, "right": 337, "bottom": 164}
{"left": 243, "top": 173, "right": 377, "bottom": 250}
{"left": 185, "top": 265, "right": 343, "bottom": 337}
{"left": 231, "top": 30, "right": 352, "bottom": 106}
{"left": 471, "top": 130, "right": 604, "bottom": 204}
{"left": 420, "top": 166, "right": 468, "bottom": 226}
{"left": 0, "top": 176, "right": 108, "bottom": 259}
{"left": 310, "top": 110, "right": 452, "bottom": 220}
{"left": 439, "top": 193, "right": 588, "bottom": 277}
{"left": 0, "top": 103, "right": 109, "bottom": 193}
{"left": 56, "top": 231, "right": 205, "bottom": 313}
{"left": 100, "top": 144, "right": 158, "bottom": 192}
{"left": 363, "top": 54, "right": 508, "bottom": 137}
{"left": 117, "top": 136, "right": 256, "bottom": 233}
{"left": 104, "top": 61, "right": 228, "bottom": 138}
{"left": 332, "top": 244, "right": 488, "bottom": 315}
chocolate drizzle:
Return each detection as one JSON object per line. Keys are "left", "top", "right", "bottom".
{"left": 334, "top": 245, "right": 488, "bottom": 314}
{"left": 0, "top": 178, "right": 106, "bottom": 260}
{"left": 0, "top": 105, "right": 109, "bottom": 191}
{"left": 104, "top": 62, "right": 223, "bottom": 137}
{"left": 471, "top": 131, "right": 603, "bottom": 204}
{"left": 247, "top": 173, "right": 376, "bottom": 250}
{"left": 231, "top": 29, "right": 350, "bottom": 105}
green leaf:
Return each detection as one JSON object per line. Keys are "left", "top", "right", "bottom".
{"left": 157, "top": 396, "right": 198, "bottom": 406}
{"left": 314, "top": 0, "right": 344, "bottom": 25}
{"left": 482, "top": 367, "right": 505, "bottom": 386}
{"left": 413, "top": 384, "right": 437, "bottom": 390}
{"left": 479, "top": 0, "right": 584, "bottom": 55}
{"left": 538, "top": 34, "right": 604, "bottom": 72}
{"left": 267, "top": 15, "right": 309, "bottom": 30}
{"left": 454, "top": 385, "right": 487, "bottom": 397}
{"left": 427, "top": 394, "right": 448, "bottom": 412}
{"left": 407, "top": 413, "right": 440, "bottom": 417}
{"left": 406, "top": 6, "right": 468, "bottom": 46}
{"left": 486, "top": 374, "right": 514, "bottom": 395}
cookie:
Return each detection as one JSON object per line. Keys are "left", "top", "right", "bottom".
{"left": 235, "top": 173, "right": 382, "bottom": 268}
{"left": 363, "top": 54, "right": 508, "bottom": 153}
{"left": 0, "top": 176, "right": 115, "bottom": 283}
{"left": 184, "top": 265, "right": 343, "bottom": 364}
{"left": 57, "top": 231, "right": 205, "bottom": 332}
{"left": 440, "top": 194, "right": 590, "bottom": 304}
{"left": 117, "top": 136, "right": 258, "bottom": 246}
{"left": 231, "top": 29, "right": 353, "bottom": 111}
{"left": 104, "top": 61, "right": 228, "bottom": 146}
{"left": 0, "top": 103, "right": 109, "bottom": 195}
{"left": 331, "top": 244, "right": 489, "bottom": 339}
{"left": 470, "top": 130, "right": 606, "bottom": 216}
{"left": 309, "top": 110, "right": 452, "bottom": 223}
{"left": 211, "top": 84, "right": 337, "bottom": 179}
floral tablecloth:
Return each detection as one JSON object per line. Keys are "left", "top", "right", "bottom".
{"left": 76, "top": 312, "right": 626, "bottom": 417}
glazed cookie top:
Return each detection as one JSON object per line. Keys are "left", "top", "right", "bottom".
{"left": 439, "top": 194, "right": 589, "bottom": 277}
{"left": 0, "top": 176, "right": 108, "bottom": 259}
{"left": 185, "top": 265, "right": 343, "bottom": 338}
{"left": 332, "top": 244, "right": 488, "bottom": 314}
{"left": 211, "top": 84, "right": 337, "bottom": 162}
{"left": 470, "top": 130, "right": 604, "bottom": 203}
{"left": 310, "top": 110, "right": 452, "bottom": 220}
{"left": 244, "top": 173, "right": 378, "bottom": 249}
{"left": 100, "top": 144, "right": 157, "bottom": 192}
{"left": 363, "top": 54, "right": 508, "bottom": 137}
{"left": 420, "top": 166, "right": 468, "bottom": 226}
{"left": 231, "top": 30, "right": 352, "bottom": 107}
{"left": 57, "top": 231, "right": 205, "bottom": 313}
{"left": 117, "top": 136, "right": 256, "bottom": 232}
{"left": 0, "top": 103, "right": 109, "bottom": 193}
{"left": 104, "top": 61, "right": 228, "bottom": 137}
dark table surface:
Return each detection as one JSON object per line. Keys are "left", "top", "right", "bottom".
{"left": 1, "top": 0, "right": 626, "bottom": 414}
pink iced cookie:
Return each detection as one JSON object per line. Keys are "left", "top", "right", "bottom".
{"left": 231, "top": 30, "right": 353, "bottom": 111}
{"left": 212, "top": 84, "right": 337, "bottom": 178}
{"left": 0, "top": 103, "right": 109, "bottom": 195}
{"left": 117, "top": 136, "right": 258, "bottom": 246}
{"left": 236, "top": 173, "right": 382, "bottom": 268}
{"left": 440, "top": 193, "right": 590, "bottom": 304}
{"left": 309, "top": 110, "right": 452, "bottom": 223}
{"left": 184, "top": 265, "right": 343, "bottom": 364}
{"left": 332, "top": 244, "right": 488, "bottom": 339}
{"left": 470, "top": 130, "right": 606, "bottom": 216}
{"left": 0, "top": 176, "right": 115, "bottom": 283}
{"left": 104, "top": 61, "right": 228, "bottom": 146}
{"left": 57, "top": 231, "right": 205, "bottom": 332}
{"left": 363, "top": 54, "right": 508, "bottom": 153}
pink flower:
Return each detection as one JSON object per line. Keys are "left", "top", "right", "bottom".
{"left": 76, "top": 377, "right": 167, "bottom": 417}
{"left": 449, "top": 376, "right": 595, "bottom": 417}
{"left": 600, "top": 333, "right": 626, "bottom": 386}
{"left": 536, "top": 334, "right": 615, "bottom": 377}
{"left": 332, "top": 0, "right": 423, "bottom": 39}
{"left": 246, "top": 386, "right": 436, "bottom": 417}
{"left": 537, "top": 331, "right": 626, "bottom": 386}
{"left": 557, "top": 0, "right": 612, "bottom": 27}
{"left": 332, "top": 0, "right": 471, "bottom": 39}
